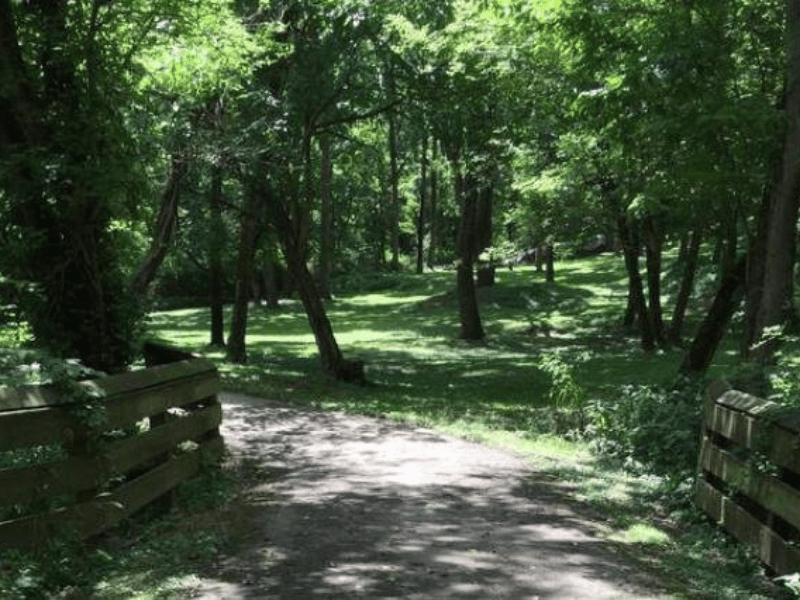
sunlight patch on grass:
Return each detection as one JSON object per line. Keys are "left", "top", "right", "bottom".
{"left": 343, "top": 293, "right": 433, "bottom": 306}
{"left": 608, "top": 523, "right": 672, "bottom": 546}
{"left": 337, "top": 329, "right": 423, "bottom": 343}
{"left": 93, "top": 573, "right": 203, "bottom": 600}
{"left": 140, "top": 255, "right": 785, "bottom": 600}
{"left": 241, "top": 332, "right": 317, "bottom": 344}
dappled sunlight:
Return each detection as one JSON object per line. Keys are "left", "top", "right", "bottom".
{"left": 136, "top": 253, "right": 778, "bottom": 599}
{"left": 146, "top": 254, "right": 698, "bottom": 438}
{"left": 342, "top": 293, "right": 434, "bottom": 307}
{"left": 609, "top": 523, "right": 672, "bottom": 546}
{"left": 197, "top": 393, "right": 670, "bottom": 599}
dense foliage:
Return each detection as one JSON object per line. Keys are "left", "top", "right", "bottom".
{"left": 2, "top": 0, "right": 796, "bottom": 379}
{"left": 2, "top": 3, "right": 800, "bottom": 594}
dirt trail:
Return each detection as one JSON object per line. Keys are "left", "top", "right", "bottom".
{"left": 194, "top": 392, "right": 672, "bottom": 599}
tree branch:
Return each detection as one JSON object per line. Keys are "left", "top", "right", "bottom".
{"left": 315, "top": 99, "right": 402, "bottom": 132}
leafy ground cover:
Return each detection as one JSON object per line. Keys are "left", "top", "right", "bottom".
{"left": 142, "top": 254, "right": 788, "bottom": 598}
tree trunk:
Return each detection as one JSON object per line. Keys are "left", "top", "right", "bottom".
{"left": 428, "top": 140, "right": 439, "bottom": 269}
{"left": 475, "top": 177, "right": 493, "bottom": 257}
{"left": 618, "top": 215, "right": 655, "bottom": 351}
{"left": 272, "top": 194, "right": 363, "bottom": 381}
{"left": 751, "top": 0, "right": 800, "bottom": 363}
{"left": 455, "top": 168, "right": 485, "bottom": 341}
{"left": 227, "top": 187, "right": 263, "bottom": 364}
{"left": 264, "top": 260, "right": 280, "bottom": 309}
{"left": 544, "top": 244, "right": 555, "bottom": 282}
{"left": 376, "top": 157, "right": 389, "bottom": 269}
{"left": 680, "top": 255, "right": 747, "bottom": 374}
{"left": 642, "top": 215, "right": 665, "bottom": 345}
{"left": 742, "top": 190, "right": 772, "bottom": 357}
{"left": 208, "top": 163, "right": 225, "bottom": 347}
{"left": 317, "top": 134, "right": 333, "bottom": 299}
{"left": 295, "top": 256, "right": 349, "bottom": 378}
{"left": 623, "top": 283, "right": 637, "bottom": 328}
{"left": 535, "top": 244, "right": 545, "bottom": 273}
{"left": 0, "top": 0, "right": 41, "bottom": 150}
{"left": 717, "top": 211, "right": 738, "bottom": 279}
{"left": 457, "top": 262, "right": 484, "bottom": 340}
{"left": 416, "top": 132, "right": 428, "bottom": 275}
{"left": 130, "top": 152, "right": 187, "bottom": 296}
{"left": 387, "top": 69, "right": 401, "bottom": 271}
{"left": 0, "top": 2, "right": 139, "bottom": 372}
{"left": 668, "top": 229, "right": 702, "bottom": 346}
{"left": 476, "top": 265, "right": 496, "bottom": 287}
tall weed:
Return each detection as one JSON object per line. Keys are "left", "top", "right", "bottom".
{"left": 537, "top": 350, "right": 588, "bottom": 433}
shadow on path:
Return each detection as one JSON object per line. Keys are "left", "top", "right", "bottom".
{"left": 194, "top": 393, "right": 671, "bottom": 599}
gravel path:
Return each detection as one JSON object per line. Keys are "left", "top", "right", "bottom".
{"left": 193, "top": 392, "right": 672, "bottom": 599}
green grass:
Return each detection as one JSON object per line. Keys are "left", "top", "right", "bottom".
{"left": 147, "top": 261, "right": 692, "bottom": 426}
{"left": 0, "top": 254, "right": 787, "bottom": 599}
{"left": 145, "top": 255, "right": 791, "bottom": 599}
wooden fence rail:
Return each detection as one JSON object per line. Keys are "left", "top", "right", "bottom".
{"left": 696, "top": 381, "right": 800, "bottom": 575}
{"left": 0, "top": 348, "right": 222, "bottom": 550}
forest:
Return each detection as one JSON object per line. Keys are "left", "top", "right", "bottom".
{"left": 2, "top": 0, "right": 800, "bottom": 597}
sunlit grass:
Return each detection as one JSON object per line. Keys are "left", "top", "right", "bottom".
{"left": 609, "top": 523, "right": 672, "bottom": 546}
{"left": 146, "top": 257, "right": 706, "bottom": 435}
{"left": 146, "top": 254, "right": 786, "bottom": 600}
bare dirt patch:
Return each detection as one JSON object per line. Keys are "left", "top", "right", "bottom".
{"left": 192, "top": 392, "right": 673, "bottom": 599}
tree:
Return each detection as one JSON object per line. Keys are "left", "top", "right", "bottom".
{"left": 746, "top": 0, "right": 800, "bottom": 364}
{"left": 394, "top": 1, "right": 513, "bottom": 340}
{"left": 317, "top": 134, "right": 334, "bottom": 299}
{"left": 227, "top": 184, "right": 264, "bottom": 363}
{"left": 550, "top": 0, "right": 784, "bottom": 362}
{"left": 233, "top": 0, "right": 386, "bottom": 377}
{"left": 131, "top": 151, "right": 188, "bottom": 297}
{"left": 208, "top": 159, "right": 226, "bottom": 347}
{"left": 0, "top": 0, "right": 156, "bottom": 372}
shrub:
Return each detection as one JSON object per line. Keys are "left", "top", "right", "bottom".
{"left": 588, "top": 376, "right": 705, "bottom": 479}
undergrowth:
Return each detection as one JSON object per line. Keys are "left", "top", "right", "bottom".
{"left": 146, "top": 257, "right": 795, "bottom": 599}
{"left": 0, "top": 465, "right": 236, "bottom": 600}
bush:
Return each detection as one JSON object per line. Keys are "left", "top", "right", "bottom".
{"left": 588, "top": 376, "right": 705, "bottom": 479}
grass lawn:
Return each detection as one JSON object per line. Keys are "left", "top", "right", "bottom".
{"left": 142, "top": 254, "right": 789, "bottom": 600}
{"left": 148, "top": 259, "right": 691, "bottom": 424}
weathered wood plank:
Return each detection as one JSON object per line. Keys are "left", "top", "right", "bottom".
{"left": 81, "top": 359, "right": 218, "bottom": 399}
{"left": 0, "top": 375, "right": 219, "bottom": 451}
{"left": 0, "top": 385, "right": 62, "bottom": 412}
{"left": 716, "top": 390, "right": 780, "bottom": 416}
{"left": 0, "top": 359, "right": 217, "bottom": 413}
{"left": 706, "top": 402, "right": 800, "bottom": 476}
{"left": 706, "top": 379, "right": 732, "bottom": 403}
{"left": 696, "top": 478, "right": 800, "bottom": 575}
{"left": 706, "top": 401, "right": 760, "bottom": 443}
{"left": 0, "top": 407, "right": 75, "bottom": 451}
{"left": 0, "top": 455, "right": 102, "bottom": 508}
{"left": 104, "top": 403, "right": 222, "bottom": 475}
{"left": 0, "top": 436, "right": 224, "bottom": 550}
{"left": 0, "top": 404, "right": 222, "bottom": 507}
{"left": 715, "top": 390, "right": 800, "bottom": 439}
{"left": 103, "top": 374, "right": 219, "bottom": 430}
{"left": 699, "top": 440, "right": 800, "bottom": 533}
{"left": 104, "top": 435, "right": 224, "bottom": 524}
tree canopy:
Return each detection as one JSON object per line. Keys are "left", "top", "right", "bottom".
{"left": 1, "top": 0, "right": 799, "bottom": 380}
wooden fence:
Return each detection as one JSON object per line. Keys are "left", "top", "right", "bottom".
{"left": 0, "top": 348, "right": 222, "bottom": 550}
{"left": 696, "top": 380, "right": 800, "bottom": 575}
